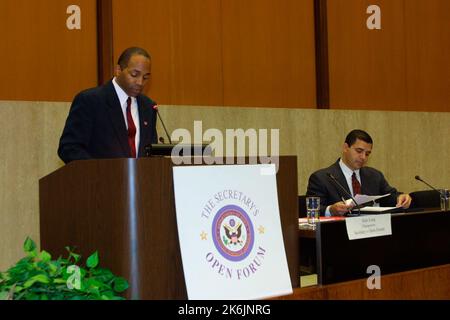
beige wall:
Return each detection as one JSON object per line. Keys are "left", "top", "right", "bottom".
{"left": 0, "top": 101, "right": 67, "bottom": 270}
{"left": 1, "top": 101, "right": 449, "bottom": 270}
{"left": 157, "top": 105, "right": 450, "bottom": 194}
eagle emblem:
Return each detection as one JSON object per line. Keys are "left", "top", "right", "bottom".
{"left": 212, "top": 204, "right": 254, "bottom": 261}
{"left": 223, "top": 219, "right": 243, "bottom": 247}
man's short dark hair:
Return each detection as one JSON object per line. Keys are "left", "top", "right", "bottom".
{"left": 117, "top": 47, "right": 151, "bottom": 69}
{"left": 345, "top": 129, "right": 373, "bottom": 146}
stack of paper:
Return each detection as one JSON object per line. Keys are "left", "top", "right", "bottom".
{"left": 344, "top": 193, "right": 391, "bottom": 207}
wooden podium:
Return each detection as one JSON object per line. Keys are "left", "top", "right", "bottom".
{"left": 39, "top": 156, "right": 299, "bottom": 299}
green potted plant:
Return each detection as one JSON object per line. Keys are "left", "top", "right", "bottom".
{"left": 0, "top": 237, "right": 128, "bottom": 300}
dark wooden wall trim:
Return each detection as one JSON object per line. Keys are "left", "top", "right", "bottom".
{"left": 97, "top": 0, "right": 114, "bottom": 85}
{"left": 313, "top": 0, "right": 330, "bottom": 109}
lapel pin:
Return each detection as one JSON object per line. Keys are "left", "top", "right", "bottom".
{"left": 144, "top": 121, "right": 148, "bottom": 126}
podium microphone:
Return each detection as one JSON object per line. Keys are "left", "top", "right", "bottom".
{"left": 153, "top": 105, "right": 172, "bottom": 144}
{"left": 326, "top": 172, "right": 361, "bottom": 216}
{"left": 415, "top": 175, "right": 443, "bottom": 196}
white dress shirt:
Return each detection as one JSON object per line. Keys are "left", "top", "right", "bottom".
{"left": 112, "top": 78, "right": 140, "bottom": 157}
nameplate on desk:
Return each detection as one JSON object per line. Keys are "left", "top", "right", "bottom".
{"left": 345, "top": 214, "right": 392, "bottom": 240}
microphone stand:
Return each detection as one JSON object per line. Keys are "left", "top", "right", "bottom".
{"left": 415, "top": 175, "right": 443, "bottom": 196}
{"left": 153, "top": 105, "right": 172, "bottom": 144}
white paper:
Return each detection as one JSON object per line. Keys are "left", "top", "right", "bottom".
{"left": 345, "top": 214, "right": 392, "bottom": 240}
{"left": 359, "top": 206, "right": 397, "bottom": 212}
{"left": 345, "top": 193, "right": 391, "bottom": 206}
{"left": 173, "top": 164, "right": 293, "bottom": 300}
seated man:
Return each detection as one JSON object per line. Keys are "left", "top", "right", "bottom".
{"left": 306, "top": 129, "right": 411, "bottom": 216}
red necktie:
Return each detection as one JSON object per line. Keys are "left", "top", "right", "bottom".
{"left": 126, "top": 97, "right": 137, "bottom": 158}
{"left": 352, "top": 172, "right": 361, "bottom": 196}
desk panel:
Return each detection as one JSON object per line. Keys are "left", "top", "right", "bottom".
{"left": 276, "top": 263, "right": 450, "bottom": 300}
{"left": 316, "top": 210, "right": 450, "bottom": 285}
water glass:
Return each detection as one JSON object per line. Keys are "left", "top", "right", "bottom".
{"left": 306, "top": 196, "right": 320, "bottom": 225}
{"left": 440, "top": 189, "right": 450, "bottom": 211}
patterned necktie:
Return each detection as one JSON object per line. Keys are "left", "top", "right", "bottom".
{"left": 126, "top": 97, "right": 137, "bottom": 158}
{"left": 352, "top": 172, "right": 361, "bottom": 196}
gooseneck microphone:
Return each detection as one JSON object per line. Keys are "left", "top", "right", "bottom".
{"left": 415, "top": 175, "right": 443, "bottom": 196}
{"left": 326, "top": 172, "right": 361, "bottom": 216}
{"left": 152, "top": 105, "right": 172, "bottom": 144}
{"left": 153, "top": 104, "right": 172, "bottom": 144}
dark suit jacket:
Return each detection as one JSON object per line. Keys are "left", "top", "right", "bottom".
{"left": 58, "top": 80, "right": 158, "bottom": 163}
{"left": 306, "top": 159, "right": 399, "bottom": 214}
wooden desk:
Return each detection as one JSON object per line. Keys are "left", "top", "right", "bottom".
{"left": 275, "top": 263, "right": 450, "bottom": 300}
{"left": 299, "top": 209, "right": 450, "bottom": 285}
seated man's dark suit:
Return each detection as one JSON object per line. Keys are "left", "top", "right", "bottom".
{"left": 58, "top": 80, "right": 158, "bottom": 164}
{"left": 306, "top": 159, "right": 399, "bottom": 215}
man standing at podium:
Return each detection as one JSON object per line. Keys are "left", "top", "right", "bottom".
{"left": 58, "top": 47, "right": 158, "bottom": 163}
{"left": 306, "top": 129, "right": 412, "bottom": 216}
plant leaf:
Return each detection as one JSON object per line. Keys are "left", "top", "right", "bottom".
{"left": 23, "top": 237, "right": 38, "bottom": 258}
{"left": 23, "top": 237, "right": 36, "bottom": 253}
{"left": 113, "top": 277, "right": 129, "bottom": 293}
{"left": 70, "top": 253, "right": 81, "bottom": 263}
{"left": 24, "top": 293, "right": 40, "bottom": 300}
{"left": 23, "top": 274, "right": 50, "bottom": 288}
{"left": 86, "top": 286, "right": 101, "bottom": 296}
{"left": 39, "top": 250, "right": 52, "bottom": 262}
{"left": 5, "top": 238, "right": 129, "bottom": 300}
{"left": 47, "top": 262, "right": 59, "bottom": 275}
{"left": 0, "top": 291, "right": 9, "bottom": 300}
{"left": 14, "top": 286, "right": 24, "bottom": 293}
{"left": 53, "top": 278, "right": 67, "bottom": 284}
{"left": 86, "top": 252, "right": 99, "bottom": 269}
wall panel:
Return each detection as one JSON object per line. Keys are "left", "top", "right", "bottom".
{"left": 404, "top": 0, "right": 450, "bottom": 110}
{"left": 327, "top": 0, "right": 450, "bottom": 111}
{"left": 112, "top": 0, "right": 316, "bottom": 108}
{"left": 221, "top": 0, "right": 316, "bottom": 108}
{"left": 0, "top": 0, "right": 98, "bottom": 102}
{"left": 112, "top": 0, "right": 224, "bottom": 106}
{"left": 327, "top": 0, "right": 407, "bottom": 110}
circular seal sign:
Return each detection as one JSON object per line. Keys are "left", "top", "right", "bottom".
{"left": 212, "top": 204, "right": 255, "bottom": 262}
